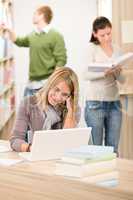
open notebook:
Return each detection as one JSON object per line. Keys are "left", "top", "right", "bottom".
{"left": 19, "top": 127, "right": 91, "bottom": 161}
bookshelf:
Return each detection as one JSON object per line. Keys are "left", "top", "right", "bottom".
{"left": 0, "top": 0, "right": 15, "bottom": 139}
{"left": 112, "top": 0, "right": 133, "bottom": 160}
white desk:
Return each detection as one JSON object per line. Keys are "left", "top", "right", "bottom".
{"left": 0, "top": 141, "right": 133, "bottom": 200}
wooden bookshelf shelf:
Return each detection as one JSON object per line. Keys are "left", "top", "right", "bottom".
{"left": 0, "top": 56, "right": 13, "bottom": 63}
{"left": 0, "top": 0, "right": 13, "bottom": 4}
{"left": 0, "top": 109, "right": 15, "bottom": 131}
{"left": 0, "top": 81, "right": 14, "bottom": 97}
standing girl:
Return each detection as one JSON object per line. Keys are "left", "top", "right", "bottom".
{"left": 84, "top": 16, "right": 125, "bottom": 153}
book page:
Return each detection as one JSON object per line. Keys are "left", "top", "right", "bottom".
{"left": 0, "top": 158, "right": 23, "bottom": 166}
{"left": 0, "top": 145, "right": 11, "bottom": 152}
{"left": 88, "top": 52, "right": 133, "bottom": 72}
{"left": 113, "top": 52, "right": 133, "bottom": 66}
{"left": 0, "top": 140, "right": 12, "bottom": 152}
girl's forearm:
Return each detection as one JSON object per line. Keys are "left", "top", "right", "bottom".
{"left": 63, "top": 111, "right": 76, "bottom": 128}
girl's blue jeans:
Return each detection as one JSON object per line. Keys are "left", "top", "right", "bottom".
{"left": 84, "top": 100, "right": 122, "bottom": 153}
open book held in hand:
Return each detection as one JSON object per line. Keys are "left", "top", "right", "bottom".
{"left": 88, "top": 52, "right": 133, "bottom": 72}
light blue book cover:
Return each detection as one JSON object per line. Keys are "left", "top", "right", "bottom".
{"left": 61, "top": 153, "right": 116, "bottom": 164}
{"left": 65, "top": 145, "right": 114, "bottom": 159}
{"left": 96, "top": 178, "right": 118, "bottom": 188}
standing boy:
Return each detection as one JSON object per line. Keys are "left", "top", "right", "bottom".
{"left": 1, "top": 5, "right": 67, "bottom": 96}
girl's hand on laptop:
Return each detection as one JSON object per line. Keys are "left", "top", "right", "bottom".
{"left": 27, "top": 144, "right": 32, "bottom": 152}
{"left": 20, "top": 143, "right": 31, "bottom": 152}
{"left": 20, "top": 143, "right": 29, "bottom": 152}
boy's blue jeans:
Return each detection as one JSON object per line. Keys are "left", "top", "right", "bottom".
{"left": 84, "top": 100, "right": 122, "bottom": 153}
{"left": 24, "top": 87, "right": 41, "bottom": 97}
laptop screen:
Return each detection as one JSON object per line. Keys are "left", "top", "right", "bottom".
{"left": 29, "top": 127, "right": 91, "bottom": 161}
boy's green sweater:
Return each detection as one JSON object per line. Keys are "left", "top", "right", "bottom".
{"left": 15, "top": 29, "right": 67, "bottom": 81}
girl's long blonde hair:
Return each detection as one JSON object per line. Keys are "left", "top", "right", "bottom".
{"left": 36, "top": 67, "right": 79, "bottom": 116}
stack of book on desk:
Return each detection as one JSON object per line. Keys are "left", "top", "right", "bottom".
{"left": 55, "top": 145, "right": 118, "bottom": 185}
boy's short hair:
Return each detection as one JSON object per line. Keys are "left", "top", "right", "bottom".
{"left": 37, "top": 5, "right": 53, "bottom": 24}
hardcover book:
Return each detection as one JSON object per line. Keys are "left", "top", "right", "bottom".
{"left": 88, "top": 52, "right": 133, "bottom": 72}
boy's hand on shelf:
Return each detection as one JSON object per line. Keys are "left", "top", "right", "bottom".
{"left": 0, "top": 23, "right": 8, "bottom": 31}
{"left": 0, "top": 24, "right": 16, "bottom": 42}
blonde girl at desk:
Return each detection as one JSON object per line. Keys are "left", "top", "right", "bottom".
{"left": 84, "top": 16, "right": 125, "bottom": 153}
{"left": 10, "top": 67, "right": 80, "bottom": 152}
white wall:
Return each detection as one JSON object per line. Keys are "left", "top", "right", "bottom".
{"left": 13, "top": 0, "right": 97, "bottom": 124}
{"left": 48, "top": 0, "right": 97, "bottom": 75}
{"left": 98, "top": 0, "right": 112, "bottom": 21}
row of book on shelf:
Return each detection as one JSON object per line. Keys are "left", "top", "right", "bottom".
{"left": 0, "top": 0, "right": 13, "bottom": 59}
{"left": 0, "top": 1, "right": 15, "bottom": 130}
{"left": 0, "top": 58, "right": 15, "bottom": 93}
{"left": 55, "top": 145, "right": 118, "bottom": 187}
{"left": 0, "top": 1, "right": 13, "bottom": 29}
{"left": 0, "top": 86, "right": 15, "bottom": 128}
{"left": 0, "top": 36, "right": 13, "bottom": 59}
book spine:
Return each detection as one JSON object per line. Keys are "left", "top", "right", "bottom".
{"left": 61, "top": 153, "right": 116, "bottom": 165}
{"left": 81, "top": 171, "right": 119, "bottom": 183}
{"left": 55, "top": 159, "right": 116, "bottom": 178}
{"left": 81, "top": 159, "right": 116, "bottom": 177}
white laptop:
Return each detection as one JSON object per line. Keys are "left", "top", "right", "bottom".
{"left": 19, "top": 127, "right": 91, "bottom": 161}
